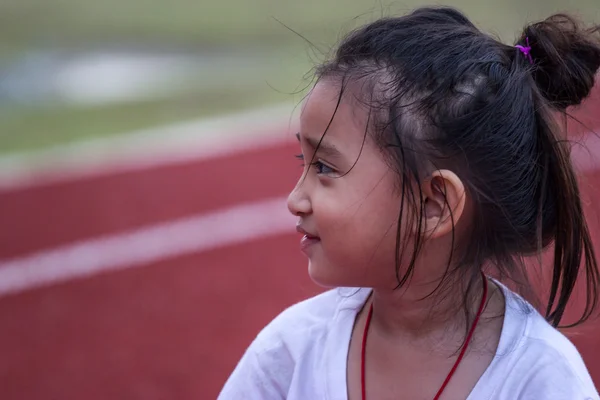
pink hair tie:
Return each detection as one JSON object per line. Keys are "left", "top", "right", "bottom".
{"left": 515, "top": 37, "right": 533, "bottom": 64}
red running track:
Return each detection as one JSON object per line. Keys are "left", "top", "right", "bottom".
{"left": 0, "top": 88, "right": 599, "bottom": 399}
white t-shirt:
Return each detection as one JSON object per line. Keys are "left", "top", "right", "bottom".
{"left": 218, "top": 284, "right": 599, "bottom": 399}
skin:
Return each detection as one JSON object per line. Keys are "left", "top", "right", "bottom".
{"left": 287, "top": 80, "right": 505, "bottom": 399}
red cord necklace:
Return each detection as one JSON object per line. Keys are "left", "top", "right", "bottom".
{"left": 360, "top": 271, "right": 488, "bottom": 400}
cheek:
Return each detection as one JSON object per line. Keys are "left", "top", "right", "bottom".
{"left": 316, "top": 184, "right": 406, "bottom": 284}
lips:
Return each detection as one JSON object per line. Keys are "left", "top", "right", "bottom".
{"left": 296, "top": 224, "right": 320, "bottom": 253}
{"left": 296, "top": 225, "right": 320, "bottom": 240}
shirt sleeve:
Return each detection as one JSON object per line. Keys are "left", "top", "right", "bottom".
{"left": 217, "top": 341, "right": 288, "bottom": 400}
{"left": 513, "top": 353, "right": 600, "bottom": 400}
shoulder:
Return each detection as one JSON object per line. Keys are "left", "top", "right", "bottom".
{"left": 253, "top": 287, "right": 367, "bottom": 356}
{"left": 517, "top": 314, "right": 598, "bottom": 398}
{"left": 218, "top": 288, "right": 369, "bottom": 399}
{"left": 494, "top": 286, "right": 599, "bottom": 399}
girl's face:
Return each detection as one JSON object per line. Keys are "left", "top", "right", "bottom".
{"left": 287, "top": 81, "right": 409, "bottom": 289}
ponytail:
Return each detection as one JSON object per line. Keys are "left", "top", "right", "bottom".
{"left": 521, "top": 14, "right": 600, "bottom": 326}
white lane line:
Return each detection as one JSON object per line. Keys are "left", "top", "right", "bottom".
{"left": 0, "top": 197, "right": 294, "bottom": 298}
{"left": 0, "top": 103, "right": 299, "bottom": 191}
{"left": 0, "top": 131, "right": 598, "bottom": 298}
{"left": 0, "top": 100, "right": 596, "bottom": 193}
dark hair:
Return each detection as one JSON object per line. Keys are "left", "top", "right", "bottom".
{"left": 314, "top": 7, "right": 600, "bottom": 327}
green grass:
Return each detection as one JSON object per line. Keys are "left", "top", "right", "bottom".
{"left": 0, "top": 85, "right": 288, "bottom": 153}
{"left": 0, "top": 0, "right": 598, "bottom": 154}
{"left": 1, "top": 0, "right": 597, "bottom": 49}
{"left": 0, "top": 51, "right": 313, "bottom": 153}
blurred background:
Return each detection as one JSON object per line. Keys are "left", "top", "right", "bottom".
{"left": 0, "top": 0, "right": 599, "bottom": 398}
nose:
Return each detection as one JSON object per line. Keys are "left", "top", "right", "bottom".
{"left": 287, "top": 181, "right": 312, "bottom": 216}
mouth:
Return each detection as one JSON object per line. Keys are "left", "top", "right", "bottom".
{"left": 296, "top": 225, "right": 320, "bottom": 252}
{"left": 296, "top": 225, "right": 320, "bottom": 240}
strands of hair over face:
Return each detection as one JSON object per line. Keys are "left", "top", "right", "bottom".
{"left": 311, "top": 7, "right": 600, "bottom": 328}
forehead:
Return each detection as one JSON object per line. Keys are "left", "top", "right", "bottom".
{"left": 300, "top": 80, "right": 372, "bottom": 150}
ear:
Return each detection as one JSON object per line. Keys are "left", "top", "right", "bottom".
{"left": 420, "top": 169, "right": 466, "bottom": 239}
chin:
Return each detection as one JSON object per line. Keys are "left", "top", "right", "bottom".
{"left": 307, "top": 260, "right": 336, "bottom": 288}
{"left": 307, "top": 260, "right": 354, "bottom": 289}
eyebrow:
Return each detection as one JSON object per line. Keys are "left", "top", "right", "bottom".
{"left": 296, "top": 133, "right": 343, "bottom": 159}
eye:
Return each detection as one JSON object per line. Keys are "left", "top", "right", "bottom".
{"left": 311, "top": 161, "right": 335, "bottom": 175}
{"left": 294, "top": 153, "right": 336, "bottom": 175}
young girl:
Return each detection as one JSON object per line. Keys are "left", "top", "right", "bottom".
{"left": 219, "top": 7, "right": 600, "bottom": 399}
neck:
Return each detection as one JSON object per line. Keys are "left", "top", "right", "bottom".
{"left": 369, "top": 271, "right": 485, "bottom": 345}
